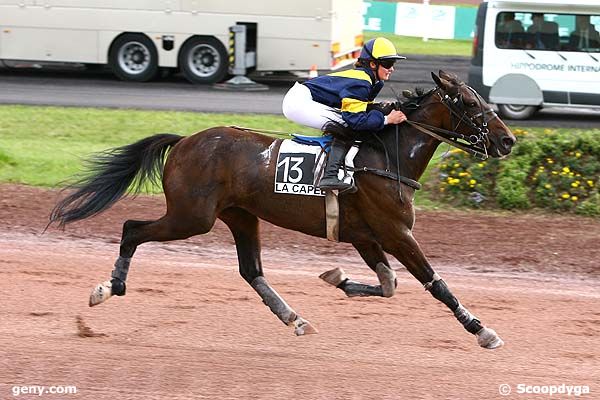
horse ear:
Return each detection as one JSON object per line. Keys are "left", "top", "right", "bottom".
{"left": 431, "top": 71, "right": 450, "bottom": 91}
{"left": 439, "top": 69, "right": 452, "bottom": 80}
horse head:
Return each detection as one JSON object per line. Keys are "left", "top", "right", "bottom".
{"left": 428, "top": 70, "right": 516, "bottom": 158}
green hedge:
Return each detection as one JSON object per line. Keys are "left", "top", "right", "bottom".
{"left": 433, "top": 128, "right": 600, "bottom": 217}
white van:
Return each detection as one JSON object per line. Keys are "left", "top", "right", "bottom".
{"left": 468, "top": 0, "right": 600, "bottom": 119}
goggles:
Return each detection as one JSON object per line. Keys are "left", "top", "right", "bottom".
{"left": 379, "top": 60, "right": 396, "bottom": 69}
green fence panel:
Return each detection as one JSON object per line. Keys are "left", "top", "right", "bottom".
{"left": 454, "top": 7, "right": 477, "bottom": 40}
{"left": 364, "top": 1, "right": 397, "bottom": 33}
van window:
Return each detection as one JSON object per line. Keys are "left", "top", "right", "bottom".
{"left": 495, "top": 12, "right": 600, "bottom": 52}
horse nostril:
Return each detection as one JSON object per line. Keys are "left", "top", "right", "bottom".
{"left": 502, "top": 136, "right": 515, "bottom": 149}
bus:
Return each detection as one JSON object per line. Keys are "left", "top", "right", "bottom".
{"left": 468, "top": 0, "right": 600, "bottom": 119}
{"left": 0, "top": 0, "right": 364, "bottom": 84}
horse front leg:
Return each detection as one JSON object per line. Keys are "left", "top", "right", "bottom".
{"left": 320, "top": 241, "right": 397, "bottom": 298}
{"left": 384, "top": 231, "right": 504, "bottom": 349}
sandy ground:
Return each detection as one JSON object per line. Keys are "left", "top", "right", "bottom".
{"left": 1, "top": 184, "right": 599, "bottom": 400}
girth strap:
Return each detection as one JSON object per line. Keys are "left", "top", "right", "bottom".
{"left": 347, "top": 166, "right": 421, "bottom": 190}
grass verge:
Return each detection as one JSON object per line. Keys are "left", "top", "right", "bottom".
{"left": 0, "top": 105, "right": 316, "bottom": 187}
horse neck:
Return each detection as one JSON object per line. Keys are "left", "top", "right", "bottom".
{"left": 381, "top": 100, "right": 446, "bottom": 182}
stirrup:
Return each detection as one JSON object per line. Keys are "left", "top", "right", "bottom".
{"left": 319, "top": 179, "right": 352, "bottom": 191}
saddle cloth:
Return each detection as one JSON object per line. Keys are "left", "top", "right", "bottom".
{"left": 274, "top": 137, "right": 359, "bottom": 197}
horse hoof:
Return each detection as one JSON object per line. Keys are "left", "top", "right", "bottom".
{"left": 293, "top": 317, "right": 318, "bottom": 336}
{"left": 476, "top": 327, "right": 504, "bottom": 349}
{"left": 376, "top": 263, "right": 397, "bottom": 298}
{"left": 319, "top": 267, "right": 346, "bottom": 287}
{"left": 89, "top": 280, "right": 113, "bottom": 307}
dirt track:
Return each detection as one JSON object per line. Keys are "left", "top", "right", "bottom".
{"left": 1, "top": 184, "right": 599, "bottom": 399}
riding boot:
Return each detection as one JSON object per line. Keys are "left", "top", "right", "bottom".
{"left": 319, "top": 138, "right": 352, "bottom": 191}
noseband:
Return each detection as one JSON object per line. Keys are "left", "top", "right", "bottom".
{"left": 405, "top": 85, "right": 498, "bottom": 159}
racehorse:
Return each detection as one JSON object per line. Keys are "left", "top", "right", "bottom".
{"left": 50, "top": 71, "right": 515, "bottom": 349}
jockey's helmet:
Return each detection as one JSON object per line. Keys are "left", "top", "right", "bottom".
{"left": 359, "top": 37, "right": 406, "bottom": 64}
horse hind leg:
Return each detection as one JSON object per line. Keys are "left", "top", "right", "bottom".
{"left": 319, "top": 242, "right": 397, "bottom": 298}
{"left": 89, "top": 212, "right": 216, "bottom": 306}
{"left": 220, "top": 207, "right": 317, "bottom": 336}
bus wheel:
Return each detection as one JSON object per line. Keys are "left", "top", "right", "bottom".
{"left": 109, "top": 34, "right": 158, "bottom": 82}
{"left": 179, "top": 37, "right": 228, "bottom": 84}
{"left": 497, "top": 104, "right": 538, "bottom": 120}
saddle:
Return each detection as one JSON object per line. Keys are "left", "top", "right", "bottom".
{"left": 291, "top": 133, "right": 332, "bottom": 150}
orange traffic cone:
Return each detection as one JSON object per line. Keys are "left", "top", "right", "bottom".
{"left": 309, "top": 64, "right": 318, "bottom": 79}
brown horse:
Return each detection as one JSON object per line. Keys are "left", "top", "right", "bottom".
{"left": 50, "top": 71, "right": 516, "bottom": 349}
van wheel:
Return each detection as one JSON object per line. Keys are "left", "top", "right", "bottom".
{"left": 497, "top": 104, "right": 538, "bottom": 120}
{"left": 179, "top": 37, "right": 228, "bottom": 84}
{"left": 109, "top": 34, "right": 158, "bottom": 82}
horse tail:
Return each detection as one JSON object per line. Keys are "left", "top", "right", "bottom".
{"left": 49, "top": 133, "right": 183, "bottom": 228}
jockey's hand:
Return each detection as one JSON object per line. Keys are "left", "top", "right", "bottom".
{"left": 385, "top": 110, "right": 407, "bottom": 125}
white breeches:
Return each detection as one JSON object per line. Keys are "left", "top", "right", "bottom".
{"left": 282, "top": 82, "right": 346, "bottom": 131}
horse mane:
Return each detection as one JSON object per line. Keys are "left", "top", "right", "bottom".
{"left": 399, "top": 87, "right": 436, "bottom": 114}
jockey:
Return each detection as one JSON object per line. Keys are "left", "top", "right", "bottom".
{"left": 282, "top": 37, "right": 408, "bottom": 191}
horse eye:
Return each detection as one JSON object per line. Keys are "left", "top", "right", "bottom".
{"left": 467, "top": 102, "right": 477, "bottom": 108}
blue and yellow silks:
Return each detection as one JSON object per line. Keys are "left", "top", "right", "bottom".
{"left": 302, "top": 67, "right": 385, "bottom": 132}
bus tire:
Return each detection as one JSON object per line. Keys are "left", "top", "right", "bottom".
{"left": 109, "top": 34, "right": 159, "bottom": 82}
{"left": 179, "top": 36, "right": 228, "bottom": 84}
{"left": 497, "top": 104, "right": 538, "bottom": 120}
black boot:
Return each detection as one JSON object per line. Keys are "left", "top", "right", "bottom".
{"left": 319, "top": 138, "right": 352, "bottom": 191}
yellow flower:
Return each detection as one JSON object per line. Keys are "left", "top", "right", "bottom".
{"left": 571, "top": 196, "right": 578, "bottom": 201}
{"left": 561, "top": 193, "right": 570, "bottom": 199}
{"left": 587, "top": 180, "right": 595, "bottom": 187}
{"left": 469, "top": 179, "right": 477, "bottom": 185}
{"left": 459, "top": 172, "right": 469, "bottom": 177}
{"left": 544, "top": 129, "right": 552, "bottom": 134}
{"left": 552, "top": 171, "right": 558, "bottom": 175}
{"left": 562, "top": 166, "right": 570, "bottom": 173}
{"left": 453, "top": 163, "right": 460, "bottom": 168}
{"left": 575, "top": 152, "right": 581, "bottom": 158}
{"left": 547, "top": 158, "right": 554, "bottom": 164}
{"left": 571, "top": 182, "right": 579, "bottom": 188}
{"left": 478, "top": 163, "right": 485, "bottom": 168}
{"left": 544, "top": 184, "right": 551, "bottom": 189}
{"left": 538, "top": 166, "right": 545, "bottom": 171}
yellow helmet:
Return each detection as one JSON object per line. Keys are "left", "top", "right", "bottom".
{"left": 359, "top": 37, "right": 406, "bottom": 61}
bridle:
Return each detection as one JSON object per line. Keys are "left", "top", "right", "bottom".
{"left": 404, "top": 85, "right": 498, "bottom": 160}
{"left": 350, "top": 84, "right": 499, "bottom": 198}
